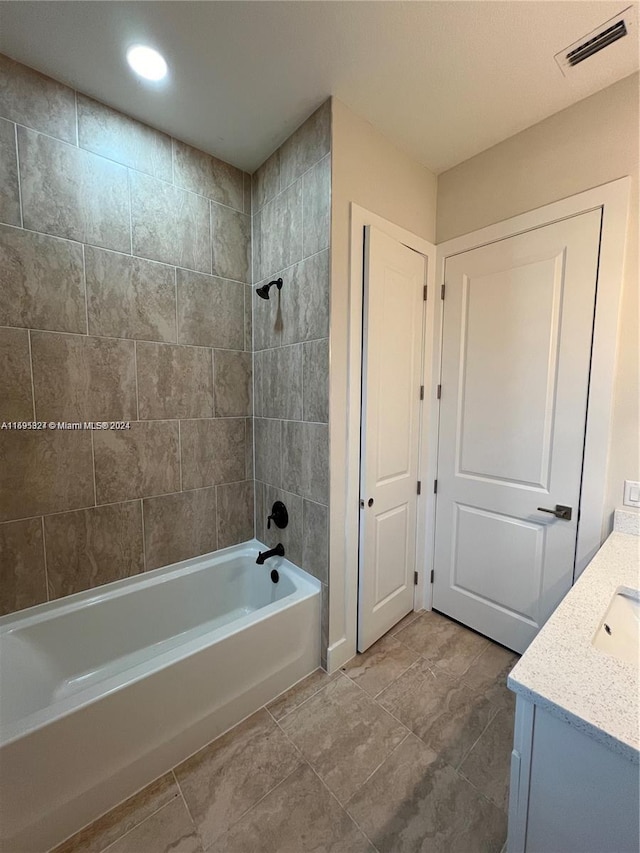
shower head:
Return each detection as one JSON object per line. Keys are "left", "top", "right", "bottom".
{"left": 256, "top": 278, "right": 283, "bottom": 300}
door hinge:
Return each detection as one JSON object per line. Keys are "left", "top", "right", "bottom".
{"left": 436, "top": 384, "right": 441, "bottom": 399}
{"left": 420, "top": 385, "right": 424, "bottom": 400}
{"left": 433, "top": 479, "right": 438, "bottom": 494}
{"left": 417, "top": 481, "right": 422, "bottom": 495}
{"left": 430, "top": 569, "right": 434, "bottom": 584}
{"left": 414, "top": 571, "right": 419, "bottom": 586}
{"left": 423, "top": 284, "right": 428, "bottom": 301}
{"left": 441, "top": 283, "right": 446, "bottom": 300}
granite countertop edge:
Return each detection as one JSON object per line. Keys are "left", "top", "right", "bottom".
{"left": 508, "top": 524, "right": 640, "bottom": 765}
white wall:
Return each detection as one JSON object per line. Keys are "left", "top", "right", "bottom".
{"left": 437, "top": 73, "right": 640, "bottom": 536}
{"left": 328, "top": 98, "right": 437, "bottom": 664}
{"left": 328, "top": 75, "right": 638, "bottom": 667}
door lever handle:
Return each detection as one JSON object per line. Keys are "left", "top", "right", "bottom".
{"left": 537, "top": 504, "right": 572, "bottom": 521}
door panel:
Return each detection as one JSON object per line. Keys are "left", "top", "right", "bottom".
{"left": 374, "top": 506, "right": 409, "bottom": 603}
{"left": 376, "top": 269, "right": 416, "bottom": 483}
{"left": 358, "top": 226, "right": 425, "bottom": 652}
{"left": 452, "top": 504, "right": 544, "bottom": 622}
{"left": 458, "top": 254, "right": 562, "bottom": 488}
{"left": 434, "top": 210, "right": 602, "bottom": 653}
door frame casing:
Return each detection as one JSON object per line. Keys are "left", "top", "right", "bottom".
{"left": 329, "top": 178, "right": 629, "bottom": 673}
{"left": 327, "top": 204, "right": 436, "bottom": 672}
{"left": 432, "top": 177, "right": 631, "bottom": 593}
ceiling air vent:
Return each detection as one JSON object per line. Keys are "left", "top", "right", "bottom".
{"left": 555, "top": 6, "right": 636, "bottom": 76}
{"left": 567, "top": 20, "right": 627, "bottom": 67}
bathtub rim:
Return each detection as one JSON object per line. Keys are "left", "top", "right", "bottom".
{"left": 0, "top": 539, "right": 321, "bottom": 747}
{"left": 0, "top": 539, "right": 317, "bottom": 630}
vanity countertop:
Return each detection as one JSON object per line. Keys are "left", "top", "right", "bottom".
{"left": 508, "top": 516, "right": 640, "bottom": 763}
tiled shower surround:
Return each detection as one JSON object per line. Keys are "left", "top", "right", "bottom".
{"left": 0, "top": 54, "right": 255, "bottom": 615}
{"left": 0, "top": 54, "right": 332, "bottom": 644}
{"left": 251, "top": 102, "right": 331, "bottom": 659}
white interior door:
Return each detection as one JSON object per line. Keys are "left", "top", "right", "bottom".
{"left": 358, "top": 226, "right": 426, "bottom": 652}
{"left": 433, "top": 209, "right": 602, "bottom": 653}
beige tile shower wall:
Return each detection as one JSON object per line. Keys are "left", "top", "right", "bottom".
{"left": 0, "top": 53, "right": 254, "bottom": 617}
{"left": 251, "top": 101, "right": 331, "bottom": 660}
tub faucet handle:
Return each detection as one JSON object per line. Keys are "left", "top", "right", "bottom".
{"left": 267, "top": 501, "right": 288, "bottom": 530}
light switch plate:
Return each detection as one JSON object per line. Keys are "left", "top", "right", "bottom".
{"left": 623, "top": 480, "right": 640, "bottom": 507}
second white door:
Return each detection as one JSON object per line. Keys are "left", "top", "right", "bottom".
{"left": 433, "top": 209, "right": 602, "bottom": 653}
{"left": 358, "top": 226, "right": 426, "bottom": 652}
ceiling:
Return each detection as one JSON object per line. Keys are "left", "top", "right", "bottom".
{"left": 0, "top": 1, "right": 637, "bottom": 174}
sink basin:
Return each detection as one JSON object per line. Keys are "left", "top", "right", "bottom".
{"left": 592, "top": 588, "right": 640, "bottom": 665}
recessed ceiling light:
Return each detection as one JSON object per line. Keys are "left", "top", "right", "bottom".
{"left": 126, "top": 45, "right": 168, "bottom": 82}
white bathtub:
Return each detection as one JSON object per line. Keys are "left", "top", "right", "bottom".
{"left": 0, "top": 540, "right": 321, "bottom": 852}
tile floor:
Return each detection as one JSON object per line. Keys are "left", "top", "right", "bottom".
{"left": 53, "top": 610, "right": 519, "bottom": 853}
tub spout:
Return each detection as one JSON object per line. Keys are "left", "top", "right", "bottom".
{"left": 256, "top": 543, "right": 285, "bottom": 565}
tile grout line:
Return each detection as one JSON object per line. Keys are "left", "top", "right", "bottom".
{"left": 276, "top": 148, "right": 281, "bottom": 195}
{"left": 370, "top": 657, "right": 424, "bottom": 702}
{"left": 351, "top": 728, "right": 414, "bottom": 801}
{"left": 10, "top": 120, "right": 78, "bottom": 150}
{"left": 346, "top": 634, "right": 512, "bottom": 819}
{"left": 254, "top": 414, "right": 328, "bottom": 428}
{"left": 453, "top": 698, "right": 502, "bottom": 773}
{"left": 170, "top": 769, "right": 200, "bottom": 837}
{"left": 95, "top": 798, "right": 179, "bottom": 853}
{"left": 81, "top": 243, "right": 89, "bottom": 335}
{"left": 253, "top": 334, "right": 329, "bottom": 354}
{"left": 201, "top": 762, "right": 304, "bottom": 852}
{"left": 341, "top": 731, "right": 415, "bottom": 844}
{"left": 253, "top": 477, "right": 327, "bottom": 513}
{"left": 174, "top": 266, "right": 179, "bottom": 344}
{"left": 40, "top": 516, "right": 50, "bottom": 602}
{"left": 339, "top": 667, "right": 414, "bottom": 736}
{"left": 271, "top": 710, "right": 385, "bottom": 853}
{"left": 264, "top": 670, "right": 337, "bottom": 724}
{"left": 127, "top": 168, "right": 133, "bottom": 256}
{"left": 300, "top": 167, "right": 305, "bottom": 286}
{"left": 14, "top": 121, "right": 246, "bottom": 215}
{"left": 0, "top": 215, "right": 273, "bottom": 289}
{"left": 452, "top": 636, "right": 493, "bottom": 682}
{"left": 73, "top": 90, "right": 79, "bottom": 146}
{"left": 457, "top": 757, "right": 509, "bottom": 815}
{"left": 252, "top": 150, "right": 329, "bottom": 217}
{"left": 209, "top": 200, "right": 213, "bottom": 277}
{"left": 133, "top": 340, "right": 140, "bottom": 420}
{"left": 211, "top": 347, "right": 216, "bottom": 419}
{"left": 362, "top": 628, "right": 508, "bottom": 781}
{"left": 214, "top": 484, "right": 219, "bottom": 552}
{"left": 390, "top": 620, "right": 437, "bottom": 658}
{"left": 252, "top": 244, "right": 329, "bottom": 289}
{"left": 389, "top": 609, "right": 423, "bottom": 636}
{"left": 26, "top": 328, "right": 36, "bottom": 421}
{"left": 0, "top": 323, "right": 254, "bottom": 355}
{"left": 267, "top": 670, "right": 345, "bottom": 726}
{"left": 177, "top": 419, "right": 183, "bottom": 492}
{"left": 13, "top": 121, "right": 24, "bottom": 228}
{"left": 89, "top": 430, "right": 97, "bottom": 506}
{"left": 0, "top": 479, "right": 253, "bottom": 530}
{"left": 140, "top": 498, "right": 147, "bottom": 571}
{"left": 0, "top": 220, "right": 251, "bottom": 284}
